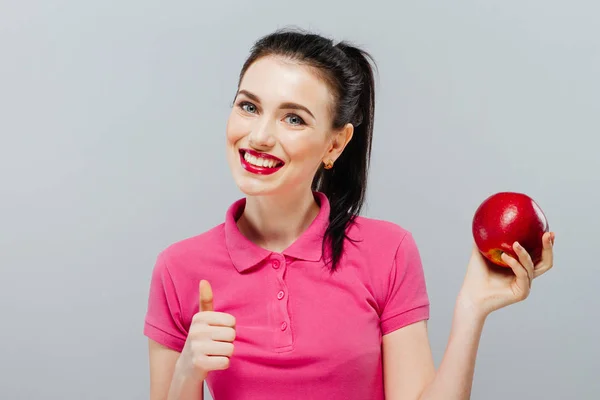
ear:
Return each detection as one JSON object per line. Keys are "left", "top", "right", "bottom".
{"left": 324, "top": 123, "right": 354, "bottom": 162}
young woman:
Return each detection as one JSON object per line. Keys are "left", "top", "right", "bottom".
{"left": 144, "top": 29, "right": 555, "bottom": 400}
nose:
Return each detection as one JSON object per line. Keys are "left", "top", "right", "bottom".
{"left": 248, "top": 119, "right": 276, "bottom": 150}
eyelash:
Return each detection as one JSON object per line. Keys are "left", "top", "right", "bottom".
{"left": 237, "top": 101, "right": 306, "bottom": 126}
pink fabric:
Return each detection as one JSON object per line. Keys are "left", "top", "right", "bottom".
{"left": 144, "top": 192, "right": 430, "bottom": 400}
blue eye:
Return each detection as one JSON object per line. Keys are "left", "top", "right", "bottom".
{"left": 240, "top": 102, "right": 257, "bottom": 113}
{"left": 285, "top": 114, "right": 305, "bottom": 126}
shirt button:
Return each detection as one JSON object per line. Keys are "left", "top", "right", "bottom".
{"left": 277, "top": 290, "right": 285, "bottom": 300}
{"left": 280, "top": 322, "right": 287, "bottom": 331}
{"left": 272, "top": 260, "right": 280, "bottom": 269}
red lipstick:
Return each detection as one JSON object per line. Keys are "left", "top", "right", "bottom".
{"left": 239, "top": 148, "right": 284, "bottom": 175}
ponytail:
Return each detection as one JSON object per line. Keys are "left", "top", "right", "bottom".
{"left": 312, "top": 43, "right": 376, "bottom": 272}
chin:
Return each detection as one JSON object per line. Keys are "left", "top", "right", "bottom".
{"left": 228, "top": 166, "right": 279, "bottom": 197}
{"left": 235, "top": 179, "right": 276, "bottom": 196}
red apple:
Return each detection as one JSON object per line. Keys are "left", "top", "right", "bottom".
{"left": 472, "top": 192, "right": 549, "bottom": 267}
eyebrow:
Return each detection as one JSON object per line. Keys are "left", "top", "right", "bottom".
{"left": 236, "top": 89, "right": 316, "bottom": 120}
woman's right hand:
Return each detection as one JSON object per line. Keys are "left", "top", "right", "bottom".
{"left": 178, "top": 280, "right": 236, "bottom": 382}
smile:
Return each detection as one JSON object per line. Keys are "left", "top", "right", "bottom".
{"left": 239, "top": 148, "right": 284, "bottom": 175}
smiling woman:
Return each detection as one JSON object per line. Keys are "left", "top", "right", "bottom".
{"left": 144, "top": 27, "right": 555, "bottom": 400}
{"left": 225, "top": 54, "right": 356, "bottom": 223}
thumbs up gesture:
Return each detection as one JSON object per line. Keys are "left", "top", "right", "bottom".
{"left": 180, "top": 280, "right": 236, "bottom": 381}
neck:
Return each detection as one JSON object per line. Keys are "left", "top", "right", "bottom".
{"left": 237, "top": 187, "right": 320, "bottom": 253}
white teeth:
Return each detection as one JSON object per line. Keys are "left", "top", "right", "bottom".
{"left": 244, "top": 152, "right": 279, "bottom": 168}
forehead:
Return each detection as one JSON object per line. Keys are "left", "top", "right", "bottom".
{"left": 239, "top": 55, "right": 334, "bottom": 115}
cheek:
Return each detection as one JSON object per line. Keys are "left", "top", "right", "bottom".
{"left": 281, "top": 134, "right": 328, "bottom": 163}
{"left": 226, "top": 113, "right": 249, "bottom": 144}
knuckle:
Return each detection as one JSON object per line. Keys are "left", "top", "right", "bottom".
{"left": 189, "top": 323, "right": 211, "bottom": 338}
{"left": 192, "top": 312, "right": 209, "bottom": 324}
{"left": 218, "top": 357, "right": 231, "bottom": 370}
{"left": 230, "top": 327, "right": 237, "bottom": 340}
{"left": 225, "top": 343, "right": 235, "bottom": 356}
{"left": 190, "top": 341, "right": 206, "bottom": 356}
{"left": 228, "top": 314, "right": 237, "bottom": 327}
{"left": 192, "top": 311, "right": 204, "bottom": 321}
{"left": 518, "top": 248, "right": 531, "bottom": 262}
{"left": 520, "top": 289, "right": 530, "bottom": 301}
{"left": 192, "top": 354, "right": 208, "bottom": 369}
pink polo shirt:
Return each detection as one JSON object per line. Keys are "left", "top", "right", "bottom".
{"left": 144, "top": 192, "right": 430, "bottom": 399}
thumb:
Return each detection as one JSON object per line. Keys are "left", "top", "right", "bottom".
{"left": 199, "top": 280, "right": 214, "bottom": 312}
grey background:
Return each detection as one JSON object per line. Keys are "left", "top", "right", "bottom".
{"left": 1, "top": 1, "right": 598, "bottom": 399}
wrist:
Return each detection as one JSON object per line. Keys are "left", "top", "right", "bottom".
{"left": 168, "top": 357, "right": 205, "bottom": 400}
{"left": 455, "top": 291, "right": 489, "bottom": 324}
{"left": 175, "top": 348, "right": 207, "bottom": 383}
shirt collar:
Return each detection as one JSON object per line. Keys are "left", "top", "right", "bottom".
{"left": 224, "top": 192, "right": 330, "bottom": 272}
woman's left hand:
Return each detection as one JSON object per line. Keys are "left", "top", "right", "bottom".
{"left": 457, "top": 231, "right": 556, "bottom": 319}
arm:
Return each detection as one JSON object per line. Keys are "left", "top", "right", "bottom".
{"left": 382, "top": 321, "right": 435, "bottom": 400}
{"left": 383, "top": 233, "right": 555, "bottom": 400}
{"left": 418, "top": 303, "right": 485, "bottom": 400}
{"left": 148, "top": 339, "right": 204, "bottom": 400}
{"left": 382, "top": 303, "right": 485, "bottom": 400}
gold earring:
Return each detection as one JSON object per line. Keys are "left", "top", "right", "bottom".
{"left": 323, "top": 159, "right": 334, "bottom": 169}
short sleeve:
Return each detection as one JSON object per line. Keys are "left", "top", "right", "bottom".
{"left": 143, "top": 252, "right": 188, "bottom": 352}
{"left": 380, "top": 232, "right": 430, "bottom": 335}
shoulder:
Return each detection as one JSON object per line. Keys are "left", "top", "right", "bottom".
{"left": 155, "top": 223, "right": 227, "bottom": 272}
{"left": 348, "top": 215, "right": 415, "bottom": 251}
{"left": 341, "top": 216, "right": 423, "bottom": 282}
{"left": 345, "top": 216, "right": 425, "bottom": 282}
{"left": 147, "top": 222, "right": 229, "bottom": 313}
